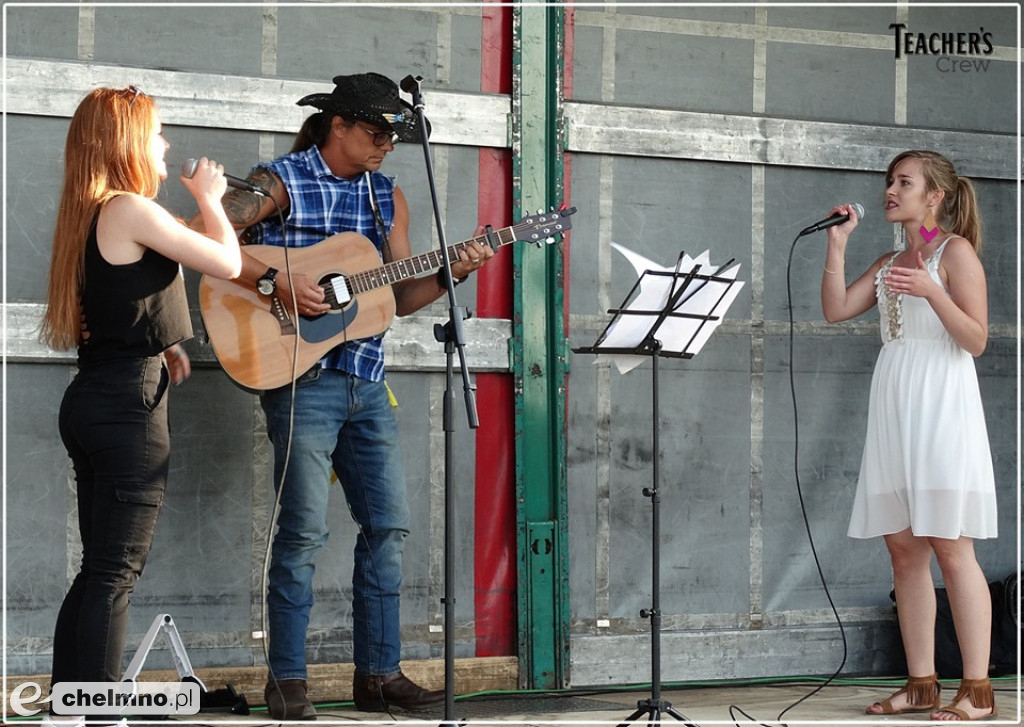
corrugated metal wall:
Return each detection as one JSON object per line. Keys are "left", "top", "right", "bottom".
{"left": 563, "top": 4, "right": 1018, "bottom": 684}
{"left": 4, "top": 2, "right": 510, "bottom": 678}
{"left": 3, "top": 1, "right": 1020, "bottom": 691}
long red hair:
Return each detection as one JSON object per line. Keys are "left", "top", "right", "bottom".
{"left": 40, "top": 86, "right": 162, "bottom": 350}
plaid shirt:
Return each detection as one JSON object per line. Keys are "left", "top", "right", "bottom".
{"left": 247, "top": 146, "right": 396, "bottom": 382}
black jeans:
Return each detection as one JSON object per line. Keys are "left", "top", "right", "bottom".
{"left": 52, "top": 356, "right": 170, "bottom": 689}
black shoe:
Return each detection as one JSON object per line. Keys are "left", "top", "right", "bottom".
{"left": 352, "top": 671, "right": 444, "bottom": 712}
{"left": 264, "top": 678, "right": 316, "bottom": 720}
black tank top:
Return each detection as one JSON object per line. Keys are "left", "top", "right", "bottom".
{"left": 77, "top": 215, "right": 192, "bottom": 363}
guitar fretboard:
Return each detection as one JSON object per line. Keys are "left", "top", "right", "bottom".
{"left": 344, "top": 225, "right": 519, "bottom": 295}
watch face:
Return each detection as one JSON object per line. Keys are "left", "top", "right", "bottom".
{"left": 258, "top": 278, "right": 274, "bottom": 295}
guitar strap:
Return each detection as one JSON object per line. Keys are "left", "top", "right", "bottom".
{"left": 365, "top": 171, "right": 394, "bottom": 263}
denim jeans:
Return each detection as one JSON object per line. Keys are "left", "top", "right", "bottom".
{"left": 52, "top": 356, "right": 170, "bottom": 688}
{"left": 260, "top": 367, "right": 410, "bottom": 679}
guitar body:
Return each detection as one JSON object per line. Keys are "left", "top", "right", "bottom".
{"left": 199, "top": 232, "right": 395, "bottom": 391}
{"left": 199, "top": 207, "right": 577, "bottom": 391}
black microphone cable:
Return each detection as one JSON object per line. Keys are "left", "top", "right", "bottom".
{"left": 266, "top": 173, "right": 398, "bottom": 719}
{"left": 186, "top": 157, "right": 294, "bottom": 702}
{"left": 257, "top": 195, "right": 306, "bottom": 708}
{"left": 727, "top": 231, "right": 849, "bottom": 727}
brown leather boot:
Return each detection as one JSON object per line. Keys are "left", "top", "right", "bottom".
{"left": 264, "top": 678, "right": 317, "bottom": 720}
{"left": 352, "top": 671, "right": 444, "bottom": 712}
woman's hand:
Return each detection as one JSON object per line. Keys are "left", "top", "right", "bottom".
{"left": 824, "top": 203, "right": 860, "bottom": 247}
{"left": 180, "top": 157, "right": 228, "bottom": 205}
{"left": 163, "top": 344, "right": 192, "bottom": 385}
{"left": 884, "top": 251, "right": 940, "bottom": 300}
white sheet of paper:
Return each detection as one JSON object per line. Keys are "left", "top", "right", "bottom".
{"left": 595, "top": 243, "right": 744, "bottom": 374}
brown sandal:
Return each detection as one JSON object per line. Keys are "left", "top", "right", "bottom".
{"left": 865, "top": 673, "right": 941, "bottom": 714}
{"left": 930, "top": 677, "right": 998, "bottom": 721}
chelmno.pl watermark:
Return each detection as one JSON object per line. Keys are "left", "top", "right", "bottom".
{"left": 8, "top": 681, "right": 200, "bottom": 717}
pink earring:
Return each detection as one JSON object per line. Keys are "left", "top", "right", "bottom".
{"left": 920, "top": 207, "right": 939, "bottom": 243}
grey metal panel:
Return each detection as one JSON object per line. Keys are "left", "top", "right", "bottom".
{"left": 604, "top": 336, "right": 754, "bottom": 619}
{"left": 3, "top": 2, "right": 503, "bottom": 677}
{"left": 570, "top": 623, "right": 904, "bottom": 686}
{"left": 606, "top": 156, "right": 754, "bottom": 320}
{"left": 612, "top": 29, "right": 757, "bottom": 116}
{"left": 3, "top": 2, "right": 1019, "bottom": 689}
{"left": 610, "top": 5, "right": 759, "bottom": 24}
{"left": 905, "top": 51, "right": 1018, "bottom": 134}
{"left": 767, "top": 5, "right": 898, "bottom": 33}
{"left": 4, "top": 58, "right": 510, "bottom": 147}
{"left": 4, "top": 114, "right": 65, "bottom": 303}
{"left": 3, "top": 303, "right": 512, "bottom": 373}
{"left": 121, "top": 369, "right": 261, "bottom": 667}
{"left": 4, "top": 365, "right": 74, "bottom": 653}
{"left": 565, "top": 101, "right": 1018, "bottom": 180}
{"left": 3, "top": 4, "right": 80, "bottom": 60}
{"left": 765, "top": 43, "right": 896, "bottom": 125}
{"left": 275, "top": 6, "right": 442, "bottom": 87}
{"left": 92, "top": 6, "right": 263, "bottom": 76}
{"left": 761, "top": 335, "right": 888, "bottom": 613}
{"left": 564, "top": 3, "right": 1019, "bottom": 690}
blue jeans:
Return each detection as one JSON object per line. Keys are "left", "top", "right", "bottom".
{"left": 260, "top": 367, "right": 410, "bottom": 679}
{"left": 53, "top": 356, "right": 170, "bottom": 689}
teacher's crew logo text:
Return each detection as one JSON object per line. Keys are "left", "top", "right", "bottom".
{"left": 890, "top": 23, "right": 994, "bottom": 72}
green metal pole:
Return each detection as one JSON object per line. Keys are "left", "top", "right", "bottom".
{"left": 511, "top": 1, "right": 569, "bottom": 690}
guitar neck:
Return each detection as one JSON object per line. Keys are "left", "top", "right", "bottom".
{"left": 345, "top": 226, "right": 519, "bottom": 295}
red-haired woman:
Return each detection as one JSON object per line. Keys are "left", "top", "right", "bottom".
{"left": 39, "top": 86, "right": 240, "bottom": 723}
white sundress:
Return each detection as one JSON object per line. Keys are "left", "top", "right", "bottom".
{"left": 848, "top": 237, "right": 998, "bottom": 540}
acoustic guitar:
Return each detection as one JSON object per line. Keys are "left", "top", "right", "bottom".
{"left": 199, "top": 207, "right": 576, "bottom": 390}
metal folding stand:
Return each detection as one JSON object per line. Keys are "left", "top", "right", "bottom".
{"left": 123, "top": 613, "right": 249, "bottom": 714}
{"left": 573, "top": 253, "right": 742, "bottom": 726}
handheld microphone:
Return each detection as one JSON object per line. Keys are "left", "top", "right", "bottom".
{"left": 799, "top": 202, "right": 865, "bottom": 237}
{"left": 181, "top": 158, "right": 268, "bottom": 197}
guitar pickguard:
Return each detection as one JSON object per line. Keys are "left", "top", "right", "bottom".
{"left": 296, "top": 300, "right": 360, "bottom": 344}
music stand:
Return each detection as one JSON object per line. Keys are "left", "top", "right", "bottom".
{"left": 573, "top": 249, "right": 743, "bottom": 726}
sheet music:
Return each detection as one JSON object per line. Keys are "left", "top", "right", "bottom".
{"left": 597, "top": 243, "right": 744, "bottom": 374}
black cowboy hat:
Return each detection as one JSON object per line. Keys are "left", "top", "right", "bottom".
{"left": 296, "top": 72, "right": 429, "bottom": 143}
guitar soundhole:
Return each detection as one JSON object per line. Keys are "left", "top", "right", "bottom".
{"left": 319, "top": 273, "right": 353, "bottom": 312}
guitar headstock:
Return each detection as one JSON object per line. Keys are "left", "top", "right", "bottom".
{"left": 516, "top": 206, "right": 577, "bottom": 247}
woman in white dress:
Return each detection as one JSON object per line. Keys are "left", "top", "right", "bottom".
{"left": 820, "top": 150, "right": 997, "bottom": 722}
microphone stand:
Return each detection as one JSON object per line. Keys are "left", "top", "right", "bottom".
{"left": 401, "top": 74, "right": 477, "bottom": 725}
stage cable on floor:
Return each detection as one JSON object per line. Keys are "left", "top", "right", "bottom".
{"left": 727, "top": 232, "right": 850, "bottom": 727}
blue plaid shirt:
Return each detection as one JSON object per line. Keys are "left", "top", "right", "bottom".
{"left": 247, "top": 146, "right": 396, "bottom": 382}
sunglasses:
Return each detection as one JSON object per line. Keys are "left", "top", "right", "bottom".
{"left": 352, "top": 122, "right": 399, "bottom": 147}
{"left": 124, "top": 85, "right": 144, "bottom": 107}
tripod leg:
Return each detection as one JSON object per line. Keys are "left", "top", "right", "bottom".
{"left": 616, "top": 704, "right": 650, "bottom": 727}
{"left": 663, "top": 702, "right": 697, "bottom": 726}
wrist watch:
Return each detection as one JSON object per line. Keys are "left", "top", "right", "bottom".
{"left": 257, "top": 267, "right": 278, "bottom": 296}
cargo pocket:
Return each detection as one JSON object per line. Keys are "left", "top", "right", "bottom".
{"left": 141, "top": 357, "right": 170, "bottom": 412}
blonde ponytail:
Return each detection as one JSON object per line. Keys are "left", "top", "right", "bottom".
{"left": 946, "top": 175, "right": 983, "bottom": 254}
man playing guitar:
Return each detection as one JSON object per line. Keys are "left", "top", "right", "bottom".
{"left": 218, "top": 72, "right": 492, "bottom": 719}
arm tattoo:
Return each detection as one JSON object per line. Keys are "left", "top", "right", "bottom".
{"left": 222, "top": 168, "right": 284, "bottom": 226}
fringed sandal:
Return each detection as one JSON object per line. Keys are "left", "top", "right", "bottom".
{"left": 865, "top": 673, "right": 941, "bottom": 715}
{"left": 931, "top": 677, "right": 998, "bottom": 721}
